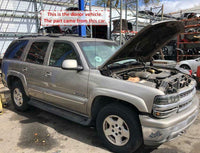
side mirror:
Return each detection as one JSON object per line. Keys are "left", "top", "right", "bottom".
{"left": 62, "top": 59, "right": 83, "bottom": 71}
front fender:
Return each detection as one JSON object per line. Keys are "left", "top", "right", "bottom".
{"left": 7, "top": 70, "right": 29, "bottom": 96}
{"left": 87, "top": 88, "right": 148, "bottom": 116}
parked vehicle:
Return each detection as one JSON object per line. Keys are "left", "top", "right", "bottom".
{"left": 1, "top": 21, "right": 199, "bottom": 153}
{"left": 177, "top": 57, "right": 200, "bottom": 74}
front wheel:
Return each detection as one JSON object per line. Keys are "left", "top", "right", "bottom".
{"left": 96, "top": 103, "right": 143, "bottom": 153}
{"left": 11, "top": 81, "right": 30, "bottom": 111}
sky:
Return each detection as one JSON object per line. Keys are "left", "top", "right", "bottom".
{"left": 140, "top": 0, "right": 200, "bottom": 13}
{"left": 91, "top": 0, "right": 200, "bottom": 14}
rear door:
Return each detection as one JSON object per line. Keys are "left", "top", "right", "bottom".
{"left": 23, "top": 40, "right": 50, "bottom": 100}
{"left": 42, "top": 40, "right": 89, "bottom": 114}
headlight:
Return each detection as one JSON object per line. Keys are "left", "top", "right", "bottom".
{"left": 154, "top": 95, "right": 180, "bottom": 105}
{"left": 153, "top": 94, "right": 180, "bottom": 118}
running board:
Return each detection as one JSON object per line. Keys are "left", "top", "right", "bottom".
{"left": 28, "top": 99, "right": 91, "bottom": 126}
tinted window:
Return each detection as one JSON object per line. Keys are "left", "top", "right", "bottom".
{"left": 26, "top": 42, "right": 49, "bottom": 65}
{"left": 49, "top": 42, "right": 77, "bottom": 67}
{"left": 4, "top": 40, "right": 29, "bottom": 60}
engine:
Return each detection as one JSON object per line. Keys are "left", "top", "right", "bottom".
{"left": 110, "top": 67, "right": 191, "bottom": 94}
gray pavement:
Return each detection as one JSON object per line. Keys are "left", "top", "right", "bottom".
{"left": 0, "top": 91, "right": 199, "bottom": 153}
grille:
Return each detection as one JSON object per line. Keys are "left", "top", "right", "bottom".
{"left": 178, "top": 87, "right": 195, "bottom": 112}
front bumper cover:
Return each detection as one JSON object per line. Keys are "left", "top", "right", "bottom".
{"left": 140, "top": 95, "right": 199, "bottom": 146}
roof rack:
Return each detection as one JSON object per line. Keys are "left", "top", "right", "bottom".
{"left": 47, "top": 33, "right": 80, "bottom": 37}
{"left": 19, "top": 34, "right": 43, "bottom": 39}
{"left": 18, "top": 33, "right": 81, "bottom": 39}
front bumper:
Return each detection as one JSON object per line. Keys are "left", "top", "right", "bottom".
{"left": 140, "top": 95, "right": 199, "bottom": 146}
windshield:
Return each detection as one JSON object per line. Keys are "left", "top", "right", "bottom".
{"left": 78, "top": 41, "right": 119, "bottom": 68}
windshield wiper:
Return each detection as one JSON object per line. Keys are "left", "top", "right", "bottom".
{"left": 122, "top": 61, "right": 138, "bottom": 65}
{"left": 108, "top": 62, "right": 124, "bottom": 69}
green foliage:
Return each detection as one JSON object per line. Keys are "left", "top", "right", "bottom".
{"left": 143, "top": 0, "right": 160, "bottom": 5}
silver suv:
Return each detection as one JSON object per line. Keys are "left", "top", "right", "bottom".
{"left": 1, "top": 21, "right": 199, "bottom": 153}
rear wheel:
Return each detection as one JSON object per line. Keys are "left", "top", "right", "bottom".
{"left": 96, "top": 103, "right": 143, "bottom": 153}
{"left": 11, "top": 80, "right": 30, "bottom": 111}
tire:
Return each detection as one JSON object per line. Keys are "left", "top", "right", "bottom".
{"left": 11, "top": 80, "right": 30, "bottom": 111}
{"left": 96, "top": 103, "right": 143, "bottom": 153}
{"left": 180, "top": 64, "right": 191, "bottom": 70}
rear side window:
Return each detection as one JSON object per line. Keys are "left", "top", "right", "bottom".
{"left": 4, "top": 40, "right": 29, "bottom": 60}
{"left": 26, "top": 42, "right": 49, "bottom": 65}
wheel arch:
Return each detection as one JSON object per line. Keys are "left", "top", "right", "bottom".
{"left": 180, "top": 64, "right": 191, "bottom": 70}
{"left": 90, "top": 95, "right": 143, "bottom": 125}
{"left": 7, "top": 71, "right": 29, "bottom": 96}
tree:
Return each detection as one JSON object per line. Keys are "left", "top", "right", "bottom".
{"left": 142, "top": 0, "right": 160, "bottom": 5}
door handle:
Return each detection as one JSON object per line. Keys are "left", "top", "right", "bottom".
{"left": 45, "top": 72, "right": 52, "bottom": 77}
{"left": 22, "top": 67, "right": 27, "bottom": 72}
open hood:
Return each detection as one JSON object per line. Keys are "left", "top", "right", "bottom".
{"left": 99, "top": 21, "right": 184, "bottom": 69}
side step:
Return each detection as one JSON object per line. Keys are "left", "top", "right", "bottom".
{"left": 28, "top": 99, "right": 91, "bottom": 126}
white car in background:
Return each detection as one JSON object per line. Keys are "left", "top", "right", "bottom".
{"left": 151, "top": 59, "right": 199, "bottom": 75}
{"left": 177, "top": 57, "right": 200, "bottom": 74}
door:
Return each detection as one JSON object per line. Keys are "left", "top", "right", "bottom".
{"left": 24, "top": 41, "right": 49, "bottom": 100}
{"left": 43, "top": 41, "right": 89, "bottom": 114}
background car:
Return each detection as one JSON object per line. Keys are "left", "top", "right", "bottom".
{"left": 177, "top": 57, "right": 200, "bottom": 74}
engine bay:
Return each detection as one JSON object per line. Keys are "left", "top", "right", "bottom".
{"left": 109, "top": 67, "right": 192, "bottom": 94}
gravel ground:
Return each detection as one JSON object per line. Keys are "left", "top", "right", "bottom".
{"left": 0, "top": 91, "right": 199, "bottom": 153}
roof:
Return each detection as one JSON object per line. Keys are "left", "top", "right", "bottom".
{"left": 19, "top": 35, "right": 114, "bottom": 43}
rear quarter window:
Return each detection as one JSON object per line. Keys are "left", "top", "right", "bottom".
{"left": 3, "top": 40, "right": 29, "bottom": 60}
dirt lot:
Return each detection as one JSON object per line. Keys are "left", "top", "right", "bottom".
{"left": 0, "top": 91, "right": 200, "bottom": 153}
